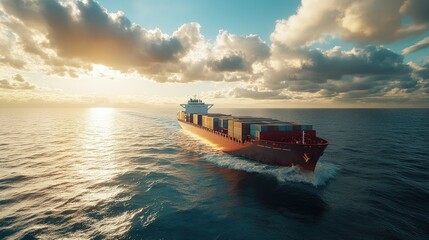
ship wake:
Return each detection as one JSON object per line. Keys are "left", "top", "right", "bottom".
{"left": 201, "top": 152, "right": 337, "bottom": 187}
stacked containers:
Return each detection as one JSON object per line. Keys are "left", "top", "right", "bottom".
{"left": 177, "top": 111, "right": 187, "bottom": 121}
{"left": 277, "top": 124, "right": 294, "bottom": 131}
{"left": 292, "top": 124, "right": 313, "bottom": 131}
{"left": 227, "top": 119, "right": 235, "bottom": 138}
{"left": 206, "top": 116, "right": 220, "bottom": 130}
{"left": 201, "top": 114, "right": 229, "bottom": 130}
{"left": 250, "top": 123, "right": 312, "bottom": 140}
{"left": 254, "top": 123, "right": 314, "bottom": 141}
{"left": 202, "top": 115, "right": 209, "bottom": 128}
{"left": 250, "top": 124, "right": 281, "bottom": 139}
{"left": 219, "top": 116, "right": 233, "bottom": 130}
{"left": 234, "top": 122, "right": 253, "bottom": 141}
{"left": 193, "top": 114, "right": 203, "bottom": 126}
{"left": 228, "top": 118, "right": 270, "bottom": 140}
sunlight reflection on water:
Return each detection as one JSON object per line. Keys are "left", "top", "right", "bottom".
{"left": 0, "top": 108, "right": 139, "bottom": 239}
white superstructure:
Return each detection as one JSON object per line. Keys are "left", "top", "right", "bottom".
{"left": 180, "top": 97, "right": 213, "bottom": 114}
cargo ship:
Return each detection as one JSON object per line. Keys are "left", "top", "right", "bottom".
{"left": 178, "top": 98, "right": 329, "bottom": 172}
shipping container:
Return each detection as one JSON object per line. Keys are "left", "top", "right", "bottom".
{"left": 292, "top": 124, "right": 313, "bottom": 131}
{"left": 301, "top": 125, "right": 313, "bottom": 130}
{"left": 202, "top": 115, "right": 208, "bottom": 128}
{"left": 257, "top": 130, "right": 317, "bottom": 141}
{"left": 178, "top": 111, "right": 187, "bottom": 121}
{"left": 218, "top": 116, "right": 233, "bottom": 129}
{"left": 249, "top": 123, "right": 293, "bottom": 138}
{"left": 228, "top": 119, "right": 271, "bottom": 139}
{"left": 228, "top": 119, "right": 235, "bottom": 138}
{"left": 193, "top": 114, "right": 203, "bottom": 126}
{"left": 277, "top": 124, "right": 294, "bottom": 131}
{"left": 233, "top": 125, "right": 251, "bottom": 141}
{"left": 202, "top": 116, "right": 219, "bottom": 130}
{"left": 200, "top": 114, "right": 229, "bottom": 129}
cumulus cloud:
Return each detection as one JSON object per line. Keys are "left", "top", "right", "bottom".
{"left": 0, "top": 74, "right": 36, "bottom": 90}
{"left": 206, "top": 31, "right": 270, "bottom": 73}
{"left": 402, "top": 37, "right": 429, "bottom": 54}
{"left": 1, "top": 0, "right": 197, "bottom": 67}
{"left": 410, "top": 61, "right": 429, "bottom": 93}
{"left": 0, "top": 21, "right": 26, "bottom": 69}
{"left": 271, "top": 0, "right": 429, "bottom": 48}
{"left": 0, "top": 0, "right": 428, "bottom": 106}
{"left": 224, "top": 45, "right": 421, "bottom": 102}
{"left": 0, "top": 0, "right": 271, "bottom": 83}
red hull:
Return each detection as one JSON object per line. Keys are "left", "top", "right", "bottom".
{"left": 178, "top": 120, "right": 328, "bottom": 172}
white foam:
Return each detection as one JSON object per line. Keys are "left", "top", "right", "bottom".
{"left": 201, "top": 151, "right": 337, "bottom": 187}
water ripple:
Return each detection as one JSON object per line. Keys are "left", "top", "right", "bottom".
{"left": 0, "top": 108, "right": 428, "bottom": 239}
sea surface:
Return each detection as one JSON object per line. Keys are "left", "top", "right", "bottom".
{"left": 0, "top": 108, "right": 428, "bottom": 239}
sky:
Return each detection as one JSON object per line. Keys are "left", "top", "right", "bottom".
{"left": 0, "top": 0, "right": 429, "bottom": 108}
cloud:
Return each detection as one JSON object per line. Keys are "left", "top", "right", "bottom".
{"left": 0, "top": 0, "right": 271, "bottom": 83}
{"left": 0, "top": 0, "right": 428, "bottom": 106}
{"left": 1, "top": 0, "right": 196, "bottom": 66}
{"left": 0, "top": 0, "right": 214, "bottom": 82}
{"left": 402, "top": 37, "right": 429, "bottom": 54}
{"left": 271, "top": 0, "right": 429, "bottom": 48}
{"left": 411, "top": 61, "right": 429, "bottom": 93}
{"left": 0, "top": 74, "right": 36, "bottom": 90}
{"left": 0, "top": 21, "right": 26, "bottom": 69}
{"left": 232, "top": 87, "right": 285, "bottom": 99}
{"left": 209, "top": 55, "right": 248, "bottom": 72}
{"left": 247, "top": 45, "right": 421, "bottom": 102}
{"left": 212, "top": 31, "right": 270, "bottom": 63}
{"left": 207, "top": 31, "right": 270, "bottom": 73}
{"left": 0, "top": 55, "right": 26, "bottom": 69}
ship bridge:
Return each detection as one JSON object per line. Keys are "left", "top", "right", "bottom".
{"left": 180, "top": 97, "right": 213, "bottom": 114}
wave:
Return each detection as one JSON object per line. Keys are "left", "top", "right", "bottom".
{"left": 200, "top": 152, "right": 337, "bottom": 187}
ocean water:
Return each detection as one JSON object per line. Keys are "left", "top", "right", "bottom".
{"left": 0, "top": 108, "right": 428, "bottom": 239}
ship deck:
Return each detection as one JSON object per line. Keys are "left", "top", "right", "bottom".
{"left": 178, "top": 120, "right": 328, "bottom": 149}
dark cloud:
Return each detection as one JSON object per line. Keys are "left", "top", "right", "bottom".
{"left": 209, "top": 55, "right": 249, "bottom": 72}
{"left": 261, "top": 45, "right": 420, "bottom": 101}
{"left": 412, "top": 62, "right": 429, "bottom": 93}
{"left": 414, "top": 63, "right": 429, "bottom": 79}
{"left": 400, "top": 0, "right": 429, "bottom": 23}
{"left": 301, "top": 46, "right": 411, "bottom": 80}
{"left": 0, "top": 74, "right": 36, "bottom": 90}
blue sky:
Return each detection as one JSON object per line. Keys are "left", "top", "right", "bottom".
{"left": 98, "top": 0, "right": 301, "bottom": 43}
{"left": 96, "top": 0, "right": 428, "bottom": 62}
{"left": 0, "top": 0, "right": 428, "bottom": 107}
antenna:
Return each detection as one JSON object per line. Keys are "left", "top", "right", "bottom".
{"left": 302, "top": 131, "right": 305, "bottom": 144}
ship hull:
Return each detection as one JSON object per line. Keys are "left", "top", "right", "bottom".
{"left": 178, "top": 120, "right": 327, "bottom": 172}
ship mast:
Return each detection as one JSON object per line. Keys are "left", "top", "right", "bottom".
{"left": 302, "top": 131, "right": 305, "bottom": 144}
